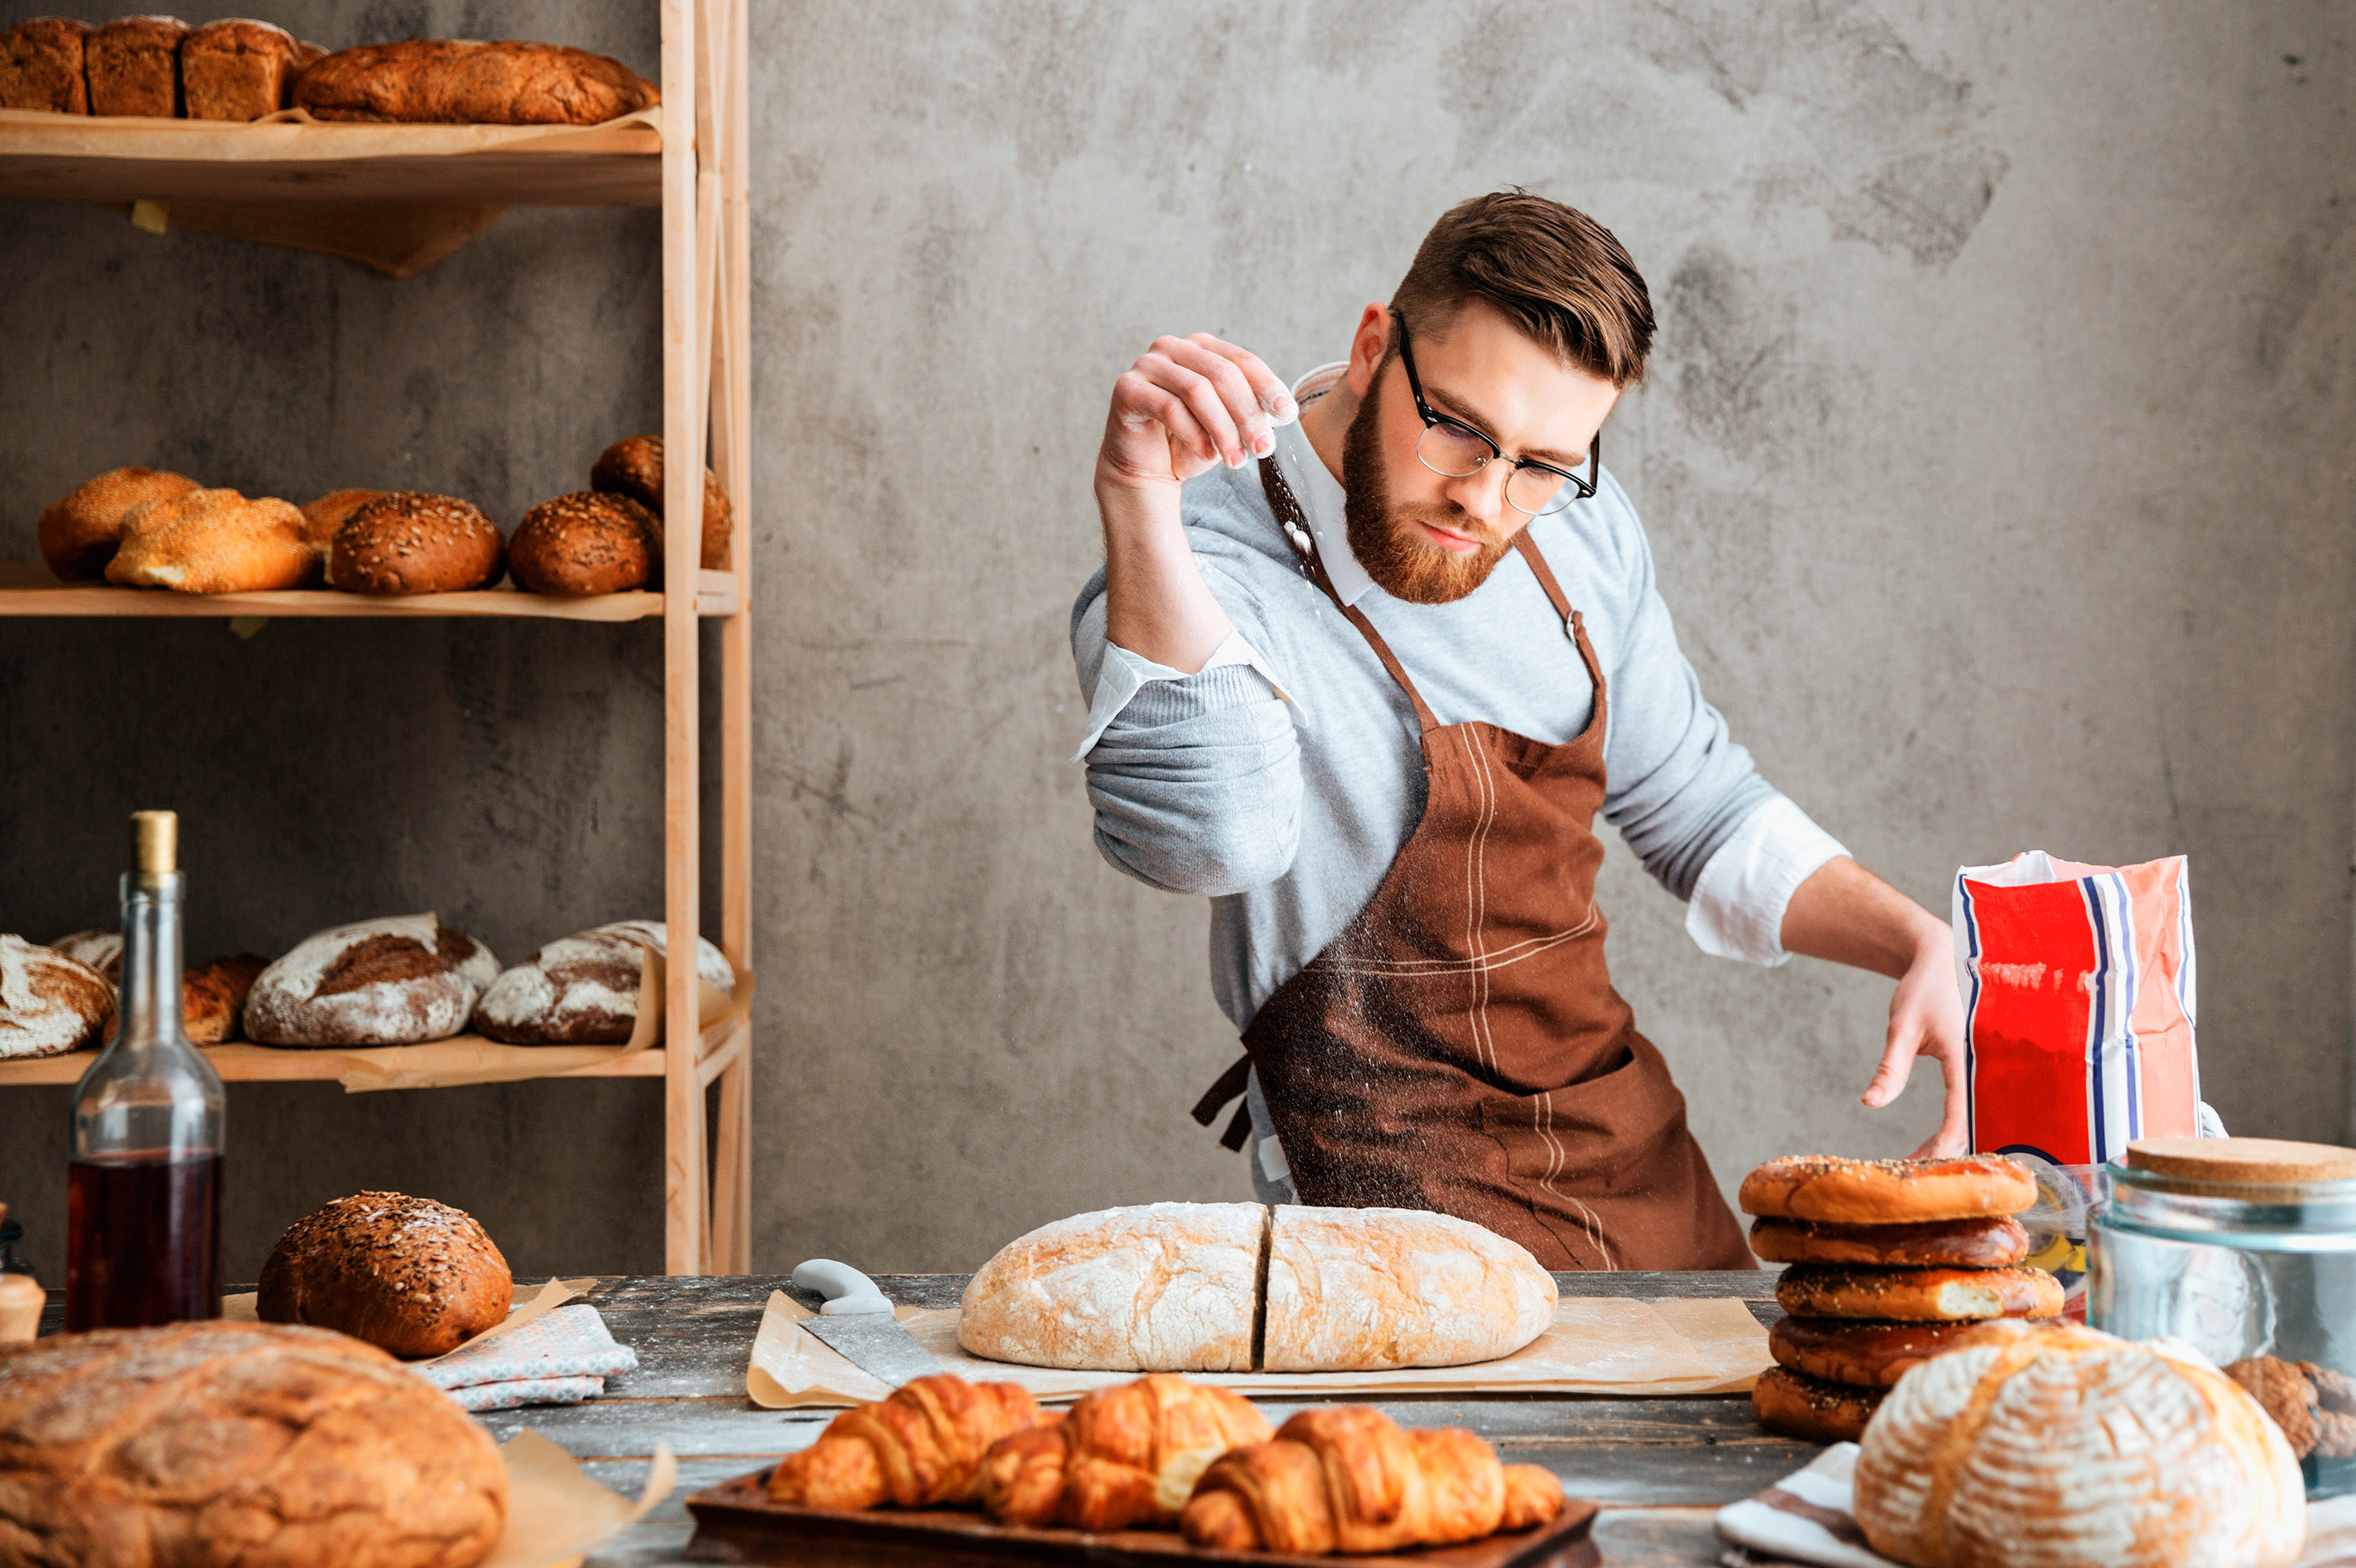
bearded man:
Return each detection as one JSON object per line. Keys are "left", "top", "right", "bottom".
{"left": 1070, "top": 192, "right": 1963, "bottom": 1269}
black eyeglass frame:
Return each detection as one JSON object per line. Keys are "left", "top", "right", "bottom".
{"left": 1389, "top": 308, "right": 1599, "bottom": 515}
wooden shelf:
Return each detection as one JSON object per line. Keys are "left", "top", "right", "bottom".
{"left": 0, "top": 110, "right": 662, "bottom": 208}
{"left": 0, "top": 564, "right": 739, "bottom": 619}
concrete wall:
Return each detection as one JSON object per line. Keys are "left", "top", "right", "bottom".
{"left": 2, "top": 2, "right": 2349, "bottom": 1283}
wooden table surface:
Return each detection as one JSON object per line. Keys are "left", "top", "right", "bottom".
{"left": 43, "top": 1270, "right": 1808, "bottom": 1565}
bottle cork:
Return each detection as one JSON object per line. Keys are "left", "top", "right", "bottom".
{"left": 132, "top": 810, "right": 177, "bottom": 876}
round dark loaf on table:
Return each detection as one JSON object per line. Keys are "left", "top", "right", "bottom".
{"left": 294, "top": 39, "right": 659, "bottom": 125}
{"left": 0, "top": 936, "right": 113, "bottom": 1060}
{"left": 180, "top": 17, "right": 303, "bottom": 120}
{"left": 0, "top": 1318, "right": 507, "bottom": 1566}
{"left": 474, "top": 919, "right": 736, "bottom": 1044}
{"left": 1737, "top": 1154, "right": 2038, "bottom": 1224}
{"left": 1773, "top": 1263, "right": 2065, "bottom": 1323}
{"left": 1748, "top": 1214, "right": 2031, "bottom": 1269}
{"left": 36, "top": 467, "right": 202, "bottom": 581}
{"left": 591, "top": 435, "right": 734, "bottom": 570}
{"left": 1768, "top": 1316, "right": 1993, "bottom": 1388}
{"left": 0, "top": 19, "right": 93, "bottom": 113}
{"left": 105, "top": 488, "right": 314, "bottom": 595}
{"left": 258, "top": 1191, "right": 514, "bottom": 1358}
{"left": 1752, "top": 1365, "right": 1883, "bottom": 1443}
{"left": 329, "top": 491, "right": 505, "bottom": 595}
{"left": 243, "top": 913, "right": 497, "bottom": 1046}
{"left": 85, "top": 15, "right": 187, "bottom": 118}
{"left": 508, "top": 491, "right": 659, "bottom": 595}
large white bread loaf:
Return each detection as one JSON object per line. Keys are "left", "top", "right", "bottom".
{"left": 473, "top": 919, "right": 733, "bottom": 1045}
{"left": 243, "top": 913, "right": 497, "bottom": 1046}
{"left": 1854, "top": 1319, "right": 2304, "bottom": 1568}
{"left": 0, "top": 936, "right": 114, "bottom": 1060}
{"left": 1262, "top": 1204, "right": 1557, "bottom": 1372}
{"left": 959, "top": 1203, "right": 1266, "bottom": 1372}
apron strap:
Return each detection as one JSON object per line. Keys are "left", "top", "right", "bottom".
{"left": 1511, "top": 529, "right": 1608, "bottom": 697}
{"left": 1191, "top": 1052, "right": 1256, "bottom": 1151}
{"left": 1257, "top": 458, "right": 1443, "bottom": 735}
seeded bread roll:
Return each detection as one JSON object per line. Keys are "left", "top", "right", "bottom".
{"left": 590, "top": 436, "right": 734, "bottom": 570}
{"left": 0, "top": 19, "right": 91, "bottom": 113}
{"left": 1748, "top": 1215, "right": 2031, "bottom": 1269}
{"left": 258, "top": 1192, "right": 513, "bottom": 1358}
{"left": 243, "top": 913, "right": 497, "bottom": 1046}
{"left": 1752, "top": 1365, "right": 1883, "bottom": 1443}
{"left": 294, "top": 39, "right": 658, "bottom": 125}
{"left": 0, "top": 936, "right": 113, "bottom": 1060}
{"left": 1737, "top": 1155, "right": 2038, "bottom": 1225}
{"left": 328, "top": 492, "right": 504, "bottom": 595}
{"left": 473, "top": 920, "right": 735, "bottom": 1045}
{"left": 508, "top": 491, "right": 657, "bottom": 595}
{"left": 180, "top": 18, "right": 302, "bottom": 120}
{"left": 37, "top": 467, "right": 202, "bottom": 580}
{"left": 85, "top": 15, "right": 186, "bottom": 118}
{"left": 105, "top": 489, "right": 313, "bottom": 594}
{"left": 1773, "top": 1263, "right": 2064, "bottom": 1323}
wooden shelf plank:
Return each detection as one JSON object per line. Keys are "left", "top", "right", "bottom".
{"left": 0, "top": 110, "right": 662, "bottom": 208}
{"left": 0, "top": 1037, "right": 669, "bottom": 1088}
{"left": 0, "top": 564, "right": 738, "bottom": 619}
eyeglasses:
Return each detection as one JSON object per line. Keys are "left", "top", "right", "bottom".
{"left": 1390, "top": 308, "right": 1598, "bottom": 516}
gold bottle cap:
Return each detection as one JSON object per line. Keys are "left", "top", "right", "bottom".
{"left": 132, "top": 810, "right": 177, "bottom": 875}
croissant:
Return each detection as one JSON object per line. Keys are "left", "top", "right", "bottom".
{"left": 768, "top": 1373, "right": 1048, "bottom": 1510}
{"left": 1180, "top": 1406, "right": 1565, "bottom": 1555}
{"left": 979, "top": 1373, "right": 1275, "bottom": 1531}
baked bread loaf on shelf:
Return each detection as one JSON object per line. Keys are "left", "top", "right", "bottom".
{"left": 0, "top": 18, "right": 90, "bottom": 113}
{"left": 1738, "top": 1154, "right": 2038, "bottom": 1225}
{"left": 105, "top": 488, "right": 313, "bottom": 594}
{"left": 46, "top": 928, "right": 121, "bottom": 979}
{"left": 508, "top": 491, "right": 658, "bottom": 595}
{"left": 591, "top": 435, "right": 734, "bottom": 570}
{"left": 0, "top": 1319, "right": 507, "bottom": 1567}
{"left": 85, "top": 15, "right": 187, "bottom": 117}
{"left": 243, "top": 912, "right": 497, "bottom": 1046}
{"left": 1855, "top": 1319, "right": 2304, "bottom": 1568}
{"left": 0, "top": 936, "right": 113, "bottom": 1059}
{"left": 1265, "top": 1205, "right": 1555, "bottom": 1372}
{"left": 1747, "top": 1213, "right": 2030, "bottom": 1268}
{"left": 473, "top": 919, "right": 735, "bottom": 1045}
{"left": 37, "top": 466, "right": 202, "bottom": 580}
{"left": 980, "top": 1374, "right": 1272, "bottom": 1531}
{"left": 257, "top": 1191, "right": 513, "bottom": 1358}
{"left": 43, "top": 932, "right": 266, "bottom": 1044}
{"left": 1181, "top": 1406, "right": 1564, "bottom": 1555}
{"left": 299, "top": 487, "right": 385, "bottom": 562}
{"left": 294, "top": 39, "right": 658, "bottom": 125}
{"left": 180, "top": 18, "right": 303, "bottom": 120}
{"left": 327, "top": 491, "right": 505, "bottom": 595}
{"left": 769, "top": 1373, "right": 1047, "bottom": 1510}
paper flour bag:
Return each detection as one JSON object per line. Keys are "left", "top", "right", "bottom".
{"left": 1951, "top": 851, "right": 2200, "bottom": 1165}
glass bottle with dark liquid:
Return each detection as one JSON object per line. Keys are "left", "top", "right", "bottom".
{"left": 65, "top": 810, "right": 223, "bottom": 1329}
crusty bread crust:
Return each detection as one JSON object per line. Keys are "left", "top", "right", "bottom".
{"left": 105, "top": 488, "right": 312, "bottom": 594}
{"left": 1737, "top": 1155, "right": 2037, "bottom": 1224}
{"left": 37, "top": 467, "right": 202, "bottom": 580}
{"left": 180, "top": 17, "right": 301, "bottom": 120}
{"left": 0, "top": 936, "right": 113, "bottom": 1059}
{"left": 1747, "top": 1214, "right": 2030, "bottom": 1269}
{"left": 298, "top": 487, "right": 385, "bottom": 561}
{"left": 1262, "top": 1205, "right": 1555, "bottom": 1372}
{"left": 1752, "top": 1365, "right": 1882, "bottom": 1443}
{"left": 294, "top": 39, "right": 658, "bottom": 125}
{"left": 258, "top": 1191, "right": 513, "bottom": 1358}
{"left": 1768, "top": 1315, "right": 1989, "bottom": 1388}
{"left": 328, "top": 491, "right": 504, "bottom": 595}
{"left": 509, "top": 491, "right": 657, "bottom": 595}
{"left": 1773, "top": 1263, "right": 2064, "bottom": 1323}
{"left": 85, "top": 15, "right": 186, "bottom": 118}
{"left": 244, "top": 912, "right": 494, "bottom": 1046}
{"left": 591, "top": 435, "right": 734, "bottom": 570}
{"left": 183, "top": 953, "right": 266, "bottom": 1045}
{"left": 473, "top": 920, "right": 734, "bottom": 1045}
{"left": 0, "top": 19, "right": 91, "bottom": 113}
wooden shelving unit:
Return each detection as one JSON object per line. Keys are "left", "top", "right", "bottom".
{"left": 0, "top": 0, "right": 754, "bottom": 1275}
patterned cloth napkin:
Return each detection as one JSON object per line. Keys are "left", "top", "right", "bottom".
{"left": 1714, "top": 1443, "right": 2356, "bottom": 1568}
{"left": 414, "top": 1303, "right": 638, "bottom": 1413}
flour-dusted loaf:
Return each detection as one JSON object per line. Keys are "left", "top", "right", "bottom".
{"left": 0, "top": 18, "right": 91, "bottom": 113}
{"left": 0, "top": 937, "right": 113, "bottom": 1060}
{"left": 42, "top": 933, "right": 264, "bottom": 1044}
{"left": 473, "top": 919, "right": 735, "bottom": 1045}
{"left": 1854, "top": 1319, "right": 2305, "bottom": 1568}
{"left": 36, "top": 467, "right": 202, "bottom": 580}
{"left": 180, "top": 18, "right": 302, "bottom": 120}
{"left": 507, "top": 491, "right": 658, "bottom": 595}
{"left": 46, "top": 929, "right": 120, "bottom": 980}
{"left": 257, "top": 1192, "right": 512, "bottom": 1358}
{"left": 590, "top": 435, "right": 734, "bottom": 570}
{"left": 960, "top": 1203, "right": 1267, "bottom": 1372}
{"left": 294, "top": 39, "right": 658, "bottom": 125}
{"left": 327, "top": 491, "right": 504, "bottom": 595}
{"left": 1263, "top": 1205, "right": 1555, "bottom": 1372}
{"left": 243, "top": 913, "right": 497, "bottom": 1046}
{"left": 0, "top": 1319, "right": 507, "bottom": 1567}
{"left": 105, "top": 488, "right": 313, "bottom": 594}
{"left": 84, "top": 15, "right": 186, "bottom": 117}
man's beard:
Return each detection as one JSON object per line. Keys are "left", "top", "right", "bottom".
{"left": 1340, "top": 372, "right": 1511, "bottom": 606}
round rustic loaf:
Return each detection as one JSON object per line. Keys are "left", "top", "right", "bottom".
{"left": 1768, "top": 1316, "right": 1987, "bottom": 1388}
{"left": 328, "top": 491, "right": 505, "bottom": 595}
{"left": 243, "top": 913, "right": 497, "bottom": 1046}
{"left": 1854, "top": 1320, "right": 2304, "bottom": 1568}
{"left": 1751, "top": 1365, "right": 1883, "bottom": 1443}
{"left": 0, "top": 1318, "right": 507, "bottom": 1567}
{"left": 258, "top": 1191, "right": 513, "bottom": 1358}
{"left": 1748, "top": 1214, "right": 2030, "bottom": 1269}
{"left": 508, "top": 491, "right": 658, "bottom": 595}
{"left": 0, "top": 936, "right": 113, "bottom": 1060}
{"left": 473, "top": 920, "right": 735, "bottom": 1045}
{"left": 46, "top": 928, "right": 121, "bottom": 980}
{"left": 104, "top": 488, "right": 313, "bottom": 594}
{"left": 1738, "top": 1155, "right": 2038, "bottom": 1224}
{"left": 35, "top": 467, "right": 201, "bottom": 580}
{"left": 591, "top": 435, "right": 734, "bottom": 570}
{"left": 1262, "top": 1204, "right": 1555, "bottom": 1372}
{"left": 1773, "top": 1264, "right": 2063, "bottom": 1323}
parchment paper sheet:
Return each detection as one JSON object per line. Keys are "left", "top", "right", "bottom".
{"left": 0, "top": 106, "right": 662, "bottom": 159}
{"left": 746, "top": 1290, "right": 1769, "bottom": 1410}
{"left": 484, "top": 1430, "right": 674, "bottom": 1568}
{"left": 220, "top": 1275, "right": 599, "bottom": 1367}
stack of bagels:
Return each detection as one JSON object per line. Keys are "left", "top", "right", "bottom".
{"left": 1742, "top": 1154, "right": 2060, "bottom": 1442}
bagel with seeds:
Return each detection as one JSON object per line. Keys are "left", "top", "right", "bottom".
{"left": 1751, "top": 1366, "right": 1883, "bottom": 1443}
{"left": 1774, "top": 1264, "right": 2063, "bottom": 1323}
{"left": 1767, "top": 1317, "right": 1994, "bottom": 1388}
{"left": 1747, "top": 1214, "right": 2030, "bottom": 1269}
{"left": 1737, "top": 1155, "right": 2036, "bottom": 1225}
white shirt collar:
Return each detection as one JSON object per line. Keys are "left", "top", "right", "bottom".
{"left": 1268, "top": 362, "right": 1378, "bottom": 607}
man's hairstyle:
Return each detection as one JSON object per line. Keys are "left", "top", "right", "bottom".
{"left": 1389, "top": 190, "right": 1653, "bottom": 387}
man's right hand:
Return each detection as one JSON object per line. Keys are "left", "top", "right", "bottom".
{"left": 1096, "top": 333, "right": 1298, "bottom": 498}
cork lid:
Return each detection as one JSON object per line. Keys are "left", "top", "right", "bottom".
{"left": 2127, "top": 1138, "right": 2356, "bottom": 1184}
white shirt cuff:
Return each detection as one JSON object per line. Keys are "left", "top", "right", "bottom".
{"left": 1071, "top": 631, "right": 1291, "bottom": 761}
{"left": 1684, "top": 796, "right": 1848, "bottom": 966}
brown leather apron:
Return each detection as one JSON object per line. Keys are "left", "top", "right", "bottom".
{"left": 1193, "top": 460, "right": 1752, "bottom": 1272}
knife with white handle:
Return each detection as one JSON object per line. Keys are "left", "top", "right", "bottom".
{"left": 789, "top": 1258, "right": 943, "bottom": 1388}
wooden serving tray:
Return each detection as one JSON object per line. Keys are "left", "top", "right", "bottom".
{"left": 681, "top": 1468, "right": 1601, "bottom": 1567}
